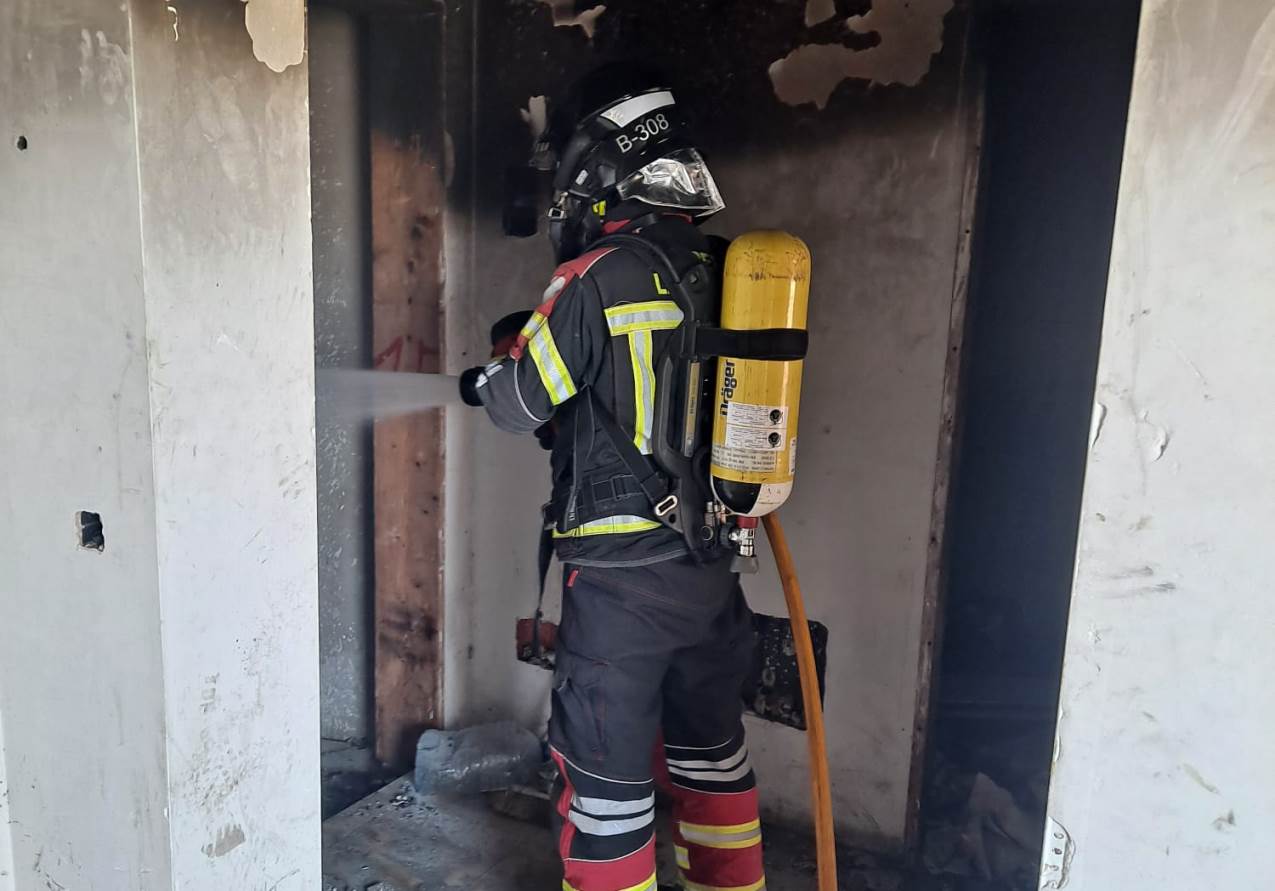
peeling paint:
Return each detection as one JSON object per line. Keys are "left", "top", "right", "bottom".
{"left": 1089, "top": 401, "right": 1108, "bottom": 449}
{"left": 1139, "top": 418, "right": 1171, "bottom": 463}
{"left": 769, "top": 0, "right": 954, "bottom": 109}
{"left": 805, "top": 0, "right": 837, "bottom": 28}
{"left": 520, "top": 95, "right": 548, "bottom": 143}
{"left": 167, "top": 3, "right": 180, "bottom": 41}
{"left": 538, "top": 0, "right": 607, "bottom": 40}
{"left": 241, "top": 0, "right": 305, "bottom": 73}
{"left": 1039, "top": 817, "right": 1075, "bottom": 888}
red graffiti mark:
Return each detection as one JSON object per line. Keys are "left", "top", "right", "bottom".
{"left": 373, "top": 335, "right": 404, "bottom": 371}
{"left": 415, "top": 339, "right": 428, "bottom": 373}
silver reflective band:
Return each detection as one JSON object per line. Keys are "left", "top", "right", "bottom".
{"left": 572, "top": 792, "right": 657, "bottom": 817}
{"left": 667, "top": 756, "right": 754, "bottom": 783}
{"left": 567, "top": 808, "right": 656, "bottom": 837}
{"left": 665, "top": 745, "right": 749, "bottom": 772}
{"left": 599, "top": 90, "right": 676, "bottom": 127}
{"left": 604, "top": 300, "right": 685, "bottom": 336}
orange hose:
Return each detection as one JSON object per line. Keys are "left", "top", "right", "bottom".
{"left": 762, "top": 512, "right": 836, "bottom": 891}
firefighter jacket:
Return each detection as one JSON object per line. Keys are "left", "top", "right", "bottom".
{"left": 476, "top": 216, "right": 721, "bottom": 567}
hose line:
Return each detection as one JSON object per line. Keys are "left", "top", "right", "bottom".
{"left": 762, "top": 512, "right": 836, "bottom": 891}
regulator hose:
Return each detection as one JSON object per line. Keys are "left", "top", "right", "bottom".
{"left": 762, "top": 512, "right": 836, "bottom": 891}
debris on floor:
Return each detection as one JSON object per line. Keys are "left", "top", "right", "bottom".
{"left": 323, "top": 777, "right": 1014, "bottom": 891}
{"left": 415, "top": 721, "right": 544, "bottom": 795}
{"left": 322, "top": 738, "right": 402, "bottom": 819}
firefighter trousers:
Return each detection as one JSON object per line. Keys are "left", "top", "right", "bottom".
{"left": 549, "top": 554, "right": 765, "bottom": 891}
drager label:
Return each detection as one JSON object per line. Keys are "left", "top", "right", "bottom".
{"left": 719, "top": 360, "right": 738, "bottom": 415}
{"left": 726, "top": 401, "right": 787, "bottom": 429}
{"left": 712, "top": 444, "right": 778, "bottom": 473}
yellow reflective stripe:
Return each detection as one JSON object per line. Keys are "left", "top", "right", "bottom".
{"left": 682, "top": 834, "right": 761, "bottom": 850}
{"left": 679, "top": 878, "right": 766, "bottom": 891}
{"left": 553, "top": 515, "right": 662, "bottom": 538}
{"left": 680, "top": 819, "right": 763, "bottom": 850}
{"left": 522, "top": 311, "right": 577, "bottom": 405}
{"left": 605, "top": 300, "right": 684, "bottom": 335}
{"left": 680, "top": 820, "right": 761, "bottom": 836}
{"left": 629, "top": 329, "right": 654, "bottom": 453}
{"left": 676, "top": 844, "right": 691, "bottom": 870}
{"left": 564, "top": 874, "right": 657, "bottom": 891}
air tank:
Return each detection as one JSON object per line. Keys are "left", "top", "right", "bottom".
{"left": 710, "top": 231, "right": 811, "bottom": 517}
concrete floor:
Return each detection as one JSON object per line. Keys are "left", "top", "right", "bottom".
{"left": 322, "top": 778, "right": 1011, "bottom": 891}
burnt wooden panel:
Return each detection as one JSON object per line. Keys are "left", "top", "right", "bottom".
{"left": 904, "top": 25, "right": 985, "bottom": 849}
{"left": 369, "top": 12, "right": 447, "bottom": 768}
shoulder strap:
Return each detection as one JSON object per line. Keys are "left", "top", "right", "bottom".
{"left": 592, "top": 231, "right": 701, "bottom": 285}
{"left": 585, "top": 389, "right": 678, "bottom": 521}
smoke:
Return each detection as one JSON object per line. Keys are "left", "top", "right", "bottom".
{"left": 316, "top": 370, "right": 463, "bottom": 424}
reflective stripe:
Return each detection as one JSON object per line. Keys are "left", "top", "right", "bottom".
{"left": 675, "top": 845, "right": 691, "bottom": 870}
{"left": 680, "top": 820, "right": 761, "bottom": 837}
{"left": 603, "top": 301, "right": 681, "bottom": 454}
{"left": 667, "top": 756, "right": 754, "bottom": 784}
{"left": 679, "top": 819, "right": 763, "bottom": 852}
{"left": 568, "top": 808, "right": 656, "bottom": 837}
{"left": 604, "top": 300, "right": 684, "bottom": 336}
{"left": 573, "top": 792, "right": 656, "bottom": 817}
{"left": 679, "top": 831, "right": 762, "bottom": 850}
{"left": 521, "top": 311, "right": 577, "bottom": 405}
{"left": 552, "top": 746, "right": 651, "bottom": 785}
{"left": 679, "top": 878, "right": 765, "bottom": 891}
{"left": 666, "top": 746, "right": 749, "bottom": 772}
{"left": 629, "top": 329, "right": 655, "bottom": 453}
{"left": 599, "top": 90, "right": 675, "bottom": 126}
{"left": 565, "top": 873, "right": 658, "bottom": 891}
{"left": 554, "top": 515, "right": 662, "bottom": 538}
{"left": 665, "top": 736, "right": 737, "bottom": 752}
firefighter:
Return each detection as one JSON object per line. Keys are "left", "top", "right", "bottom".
{"left": 459, "top": 66, "right": 766, "bottom": 891}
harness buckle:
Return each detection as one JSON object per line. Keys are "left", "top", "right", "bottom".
{"left": 655, "top": 495, "right": 679, "bottom": 517}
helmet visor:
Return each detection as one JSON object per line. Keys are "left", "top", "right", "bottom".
{"left": 615, "top": 148, "right": 725, "bottom": 217}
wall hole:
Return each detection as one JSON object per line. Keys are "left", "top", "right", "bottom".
{"left": 78, "top": 510, "right": 105, "bottom": 551}
{"left": 15, "top": 135, "right": 28, "bottom": 151}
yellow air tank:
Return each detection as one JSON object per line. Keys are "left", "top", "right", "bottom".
{"left": 711, "top": 231, "right": 811, "bottom": 517}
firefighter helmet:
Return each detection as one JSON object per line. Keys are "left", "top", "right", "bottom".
{"left": 541, "top": 64, "right": 725, "bottom": 261}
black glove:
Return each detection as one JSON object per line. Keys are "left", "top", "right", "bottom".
{"left": 534, "top": 422, "right": 555, "bottom": 451}
{"left": 459, "top": 366, "right": 485, "bottom": 407}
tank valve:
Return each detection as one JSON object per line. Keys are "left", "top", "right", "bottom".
{"left": 729, "top": 516, "right": 760, "bottom": 574}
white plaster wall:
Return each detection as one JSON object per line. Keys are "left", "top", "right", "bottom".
{"left": 1044, "top": 1, "right": 1275, "bottom": 886}
{"left": 128, "top": 1, "right": 320, "bottom": 886}
{"left": 444, "top": 228, "right": 562, "bottom": 734}
{"left": 1, "top": 1, "right": 319, "bottom": 888}
{"left": 0, "top": 709, "right": 12, "bottom": 891}
{"left": 443, "top": 27, "right": 978, "bottom": 847}
{"left": 711, "top": 116, "right": 973, "bottom": 843}
{"left": 0, "top": 3, "right": 174, "bottom": 887}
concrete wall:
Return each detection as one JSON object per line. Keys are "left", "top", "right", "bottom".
{"left": 310, "top": 5, "right": 375, "bottom": 744}
{"left": 1044, "top": 1, "right": 1275, "bottom": 886}
{"left": 442, "top": 0, "right": 979, "bottom": 846}
{"left": 0, "top": 1, "right": 319, "bottom": 887}
{"left": 1, "top": 2, "right": 173, "bottom": 885}
{"left": 0, "top": 711, "right": 12, "bottom": 891}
